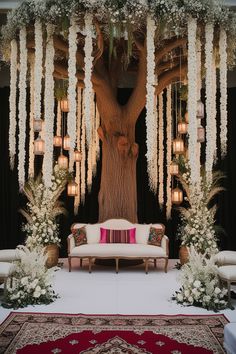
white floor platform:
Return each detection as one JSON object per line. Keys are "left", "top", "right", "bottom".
{"left": 1, "top": 259, "right": 236, "bottom": 324}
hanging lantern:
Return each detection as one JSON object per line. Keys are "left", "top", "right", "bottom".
{"left": 53, "top": 135, "right": 62, "bottom": 147}
{"left": 172, "top": 138, "right": 185, "bottom": 155}
{"left": 170, "top": 161, "right": 179, "bottom": 175}
{"left": 184, "top": 111, "right": 189, "bottom": 123}
{"left": 33, "top": 119, "right": 43, "bottom": 132}
{"left": 177, "top": 121, "right": 188, "bottom": 134}
{"left": 60, "top": 98, "right": 69, "bottom": 113}
{"left": 197, "top": 125, "right": 205, "bottom": 143}
{"left": 171, "top": 187, "right": 183, "bottom": 205}
{"left": 67, "top": 180, "right": 78, "bottom": 196}
{"left": 34, "top": 136, "right": 45, "bottom": 155}
{"left": 74, "top": 150, "right": 82, "bottom": 162}
{"left": 63, "top": 134, "right": 70, "bottom": 150}
{"left": 196, "top": 100, "right": 204, "bottom": 118}
{"left": 58, "top": 154, "right": 68, "bottom": 169}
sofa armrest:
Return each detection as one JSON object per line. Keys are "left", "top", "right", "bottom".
{"left": 67, "top": 234, "right": 75, "bottom": 255}
{"left": 161, "top": 235, "right": 169, "bottom": 256}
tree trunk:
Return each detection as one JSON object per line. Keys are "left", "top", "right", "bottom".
{"left": 98, "top": 112, "right": 139, "bottom": 223}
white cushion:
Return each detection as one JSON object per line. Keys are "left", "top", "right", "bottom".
{"left": 0, "top": 262, "right": 15, "bottom": 277}
{"left": 218, "top": 266, "right": 236, "bottom": 282}
{"left": 224, "top": 323, "right": 236, "bottom": 354}
{"left": 214, "top": 251, "right": 236, "bottom": 266}
{"left": 100, "top": 219, "right": 134, "bottom": 230}
{"left": 86, "top": 224, "right": 100, "bottom": 244}
{"left": 135, "top": 224, "right": 151, "bottom": 244}
{"left": 0, "top": 249, "right": 20, "bottom": 262}
{"left": 70, "top": 244, "right": 167, "bottom": 258}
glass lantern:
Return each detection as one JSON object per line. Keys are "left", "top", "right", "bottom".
{"left": 197, "top": 125, "right": 205, "bottom": 143}
{"left": 60, "top": 98, "right": 69, "bottom": 113}
{"left": 171, "top": 187, "right": 183, "bottom": 205}
{"left": 34, "top": 136, "right": 45, "bottom": 155}
{"left": 170, "top": 161, "right": 179, "bottom": 175}
{"left": 197, "top": 100, "right": 204, "bottom": 118}
{"left": 33, "top": 119, "right": 43, "bottom": 132}
{"left": 184, "top": 111, "right": 189, "bottom": 123}
{"left": 58, "top": 154, "right": 68, "bottom": 169}
{"left": 74, "top": 150, "right": 82, "bottom": 162}
{"left": 172, "top": 138, "right": 185, "bottom": 155}
{"left": 177, "top": 121, "right": 188, "bottom": 134}
{"left": 53, "top": 135, "right": 62, "bottom": 147}
{"left": 67, "top": 180, "right": 78, "bottom": 196}
{"left": 63, "top": 134, "right": 70, "bottom": 150}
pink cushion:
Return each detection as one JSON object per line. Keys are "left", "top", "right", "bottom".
{"left": 100, "top": 228, "right": 136, "bottom": 244}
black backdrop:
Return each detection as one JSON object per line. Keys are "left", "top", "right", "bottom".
{"left": 1, "top": 86, "right": 236, "bottom": 258}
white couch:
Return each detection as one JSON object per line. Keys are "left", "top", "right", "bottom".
{"left": 67, "top": 219, "right": 169, "bottom": 273}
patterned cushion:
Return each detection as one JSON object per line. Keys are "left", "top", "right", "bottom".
{"left": 72, "top": 226, "right": 87, "bottom": 247}
{"left": 148, "top": 227, "right": 164, "bottom": 247}
{"left": 100, "top": 228, "right": 136, "bottom": 244}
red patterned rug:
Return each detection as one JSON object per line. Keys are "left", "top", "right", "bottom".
{"left": 0, "top": 313, "right": 228, "bottom": 353}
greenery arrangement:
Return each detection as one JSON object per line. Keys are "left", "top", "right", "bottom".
{"left": 3, "top": 246, "right": 58, "bottom": 309}
{"left": 173, "top": 246, "right": 229, "bottom": 311}
{"left": 175, "top": 158, "right": 225, "bottom": 256}
{"left": 20, "top": 165, "right": 69, "bottom": 250}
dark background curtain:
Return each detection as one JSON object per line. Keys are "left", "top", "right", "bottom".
{"left": 1, "top": 86, "right": 236, "bottom": 258}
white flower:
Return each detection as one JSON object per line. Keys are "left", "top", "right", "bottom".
{"left": 214, "top": 287, "right": 221, "bottom": 295}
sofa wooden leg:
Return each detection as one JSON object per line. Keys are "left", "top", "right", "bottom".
{"left": 80, "top": 258, "right": 83, "bottom": 267}
{"left": 68, "top": 257, "right": 71, "bottom": 272}
{"left": 154, "top": 259, "right": 157, "bottom": 268}
{"left": 89, "top": 258, "right": 92, "bottom": 273}
{"left": 164, "top": 258, "right": 168, "bottom": 273}
{"left": 227, "top": 280, "right": 231, "bottom": 303}
{"left": 145, "top": 259, "right": 149, "bottom": 274}
{"left": 115, "top": 258, "right": 119, "bottom": 274}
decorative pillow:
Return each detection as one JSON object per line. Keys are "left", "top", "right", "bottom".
{"left": 100, "top": 228, "right": 136, "bottom": 244}
{"left": 73, "top": 226, "right": 87, "bottom": 247}
{"left": 148, "top": 227, "right": 164, "bottom": 247}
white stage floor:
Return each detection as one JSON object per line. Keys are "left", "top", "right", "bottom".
{"left": 1, "top": 258, "right": 236, "bottom": 324}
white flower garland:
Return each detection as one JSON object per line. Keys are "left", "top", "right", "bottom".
{"left": 74, "top": 88, "right": 82, "bottom": 214}
{"left": 81, "top": 90, "right": 86, "bottom": 203}
{"left": 28, "top": 58, "right": 35, "bottom": 177}
{"left": 92, "top": 95, "right": 97, "bottom": 176}
{"left": 205, "top": 23, "right": 214, "bottom": 181}
{"left": 87, "top": 94, "right": 95, "bottom": 190}
{"left": 212, "top": 54, "right": 217, "bottom": 162}
{"left": 146, "top": 14, "right": 157, "bottom": 192}
{"left": 42, "top": 24, "right": 55, "bottom": 188}
{"left": 34, "top": 21, "right": 43, "bottom": 120}
{"left": 68, "top": 18, "right": 78, "bottom": 172}
{"left": 196, "top": 38, "right": 202, "bottom": 173}
{"left": 83, "top": 13, "right": 93, "bottom": 146}
{"left": 158, "top": 92, "right": 164, "bottom": 208}
{"left": 166, "top": 85, "right": 172, "bottom": 219}
{"left": 18, "top": 27, "right": 27, "bottom": 188}
{"left": 188, "top": 17, "right": 199, "bottom": 185}
{"left": 219, "top": 28, "right": 228, "bottom": 158}
{"left": 56, "top": 101, "right": 61, "bottom": 136}
{"left": 9, "top": 39, "right": 18, "bottom": 170}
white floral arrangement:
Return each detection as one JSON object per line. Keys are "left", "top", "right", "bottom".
{"left": 173, "top": 246, "right": 228, "bottom": 311}
{"left": 3, "top": 246, "right": 58, "bottom": 309}
{"left": 176, "top": 160, "right": 225, "bottom": 257}
{"left": 20, "top": 165, "right": 69, "bottom": 249}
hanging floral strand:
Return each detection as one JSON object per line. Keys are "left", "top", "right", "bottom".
{"left": 205, "top": 23, "right": 214, "bottom": 181}
{"left": 81, "top": 91, "right": 86, "bottom": 203}
{"left": 219, "top": 28, "right": 228, "bottom": 158}
{"left": 166, "top": 85, "right": 172, "bottom": 219}
{"left": 68, "top": 18, "right": 78, "bottom": 172}
{"left": 146, "top": 14, "right": 157, "bottom": 192}
{"left": 74, "top": 88, "right": 82, "bottom": 214}
{"left": 18, "top": 27, "right": 27, "bottom": 188}
{"left": 95, "top": 103, "right": 101, "bottom": 161}
{"left": 34, "top": 21, "right": 43, "bottom": 121}
{"left": 158, "top": 91, "right": 164, "bottom": 208}
{"left": 188, "top": 17, "right": 199, "bottom": 185}
{"left": 87, "top": 94, "right": 95, "bottom": 191}
{"left": 9, "top": 39, "right": 18, "bottom": 170}
{"left": 42, "top": 24, "right": 55, "bottom": 188}
{"left": 83, "top": 13, "right": 93, "bottom": 146}
{"left": 28, "top": 57, "right": 35, "bottom": 177}
{"left": 196, "top": 38, "right": 202, "bottom": 172}
{"left": 212, "top": 53, "right": 217, "bottom": 162}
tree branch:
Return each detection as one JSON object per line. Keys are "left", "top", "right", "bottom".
{"left": 155, "top": 63, "right": 187, "bottom": 96}
{"left": 155, "top": 37, "right": 187, "bottom": 64}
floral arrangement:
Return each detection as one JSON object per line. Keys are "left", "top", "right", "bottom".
{"left": 166, "top": 85, "right": 172, "bottom": 219}
{"left": 20, "top": 165, "right": 69, "bottom": 250}
{"left": 173, "top": 246, "right": 229, "bottom": 311}
{"left": 176, "top": 160, "right": 225, "bottom": 256}
{"left": 3, "top": 246, "right": 58, "bottom": 309}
